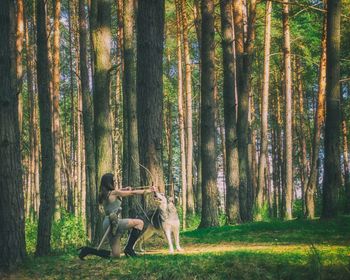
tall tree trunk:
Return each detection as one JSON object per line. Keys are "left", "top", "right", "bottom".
{"left": 52, "top": 0, "right": 62, "bottom": 221}
{"left": 255, "top": 0, "right": 272, "bottom": 221}
{"left": 91, "top": 0, "right": 113, "bottom": 183}
{"left": 277, "top": 78, "right": 284, "bottom": 217}
{"left": 249, "top": 94, "right": 258, "bottom": 211}
{"left": 244, "top": 0, "right": 256, "bottom": 219}
{"left": 67, "top": 0, "right": 76, "bottom": 214}
{"left": 124, "top": 0, "right": 140, "bottom": 218}
{"left": 296, "top": 58, "right": 309, "bottom": 215}
{"left": 220, "top": 0, "right": 240, "bottom": 224}
{"left": 0, "top": 0, "right": 26, "bottom": 269}
{"left": 282, "top": 0, "right": 293, "bottom": 220}
{"left": 305, "top": 2, "right": 327, "bottom": 219}
{"left": 166, "top": 94, "right": 174, "bottom": 198}
{"left": 196, "top": 98, "right": 202, "bottom": 214}
{"left": 136, "top": 0, "right": 165, "bottom": 193}
{"left": 91, "top": 0, "right": 113, "bottom": 242}
{"left": 79, "top": 0, "right": 97, "bottom": 241}
{"left": 115, "top": 0, "right": 123, "bottom": 190}
{"left": 72, "top": 0, "right": 83, "bottom": 219}
{"left": 181, "top": 0, "right": 195, "bottom": 216}
{"left": 119, "top": 0, "right": 131, "bottom": 218}
{"left": 322, "top": 0, "right": 342, "bottom": 219}
{"left": 341, "top": 93, "right": 350, "bottom": 214}
{"left": 35, "top": 0, "right": 55, "bottom": 256}
{"left": 175, "top": 0, "right": 187, "bottom": 229}
{"left": 25, "top": 12, "right": 37, "bottom": 221}
{"left": 193, "top": 0, "right": 202, "bottom": 215}
{"left": 16, "top": 0, "right": 24, "bottom": 133}
{"left": 272, "top": 125, "right": 279, "bottom": 217}
{"left": 234, "top": 0, "right": 255, "bottom": 222}
{"left": 74, "top": 3, "right": 84, "bottom": 220}
{"left": 198, "top": 0, "right": 219, "bottom": 228}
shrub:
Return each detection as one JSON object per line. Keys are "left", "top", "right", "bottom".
{"left": 51, "top": 210, "right": 87, "bottom": 251}
{"left": 25, "top": 209, "right": 87, "bottom": 254}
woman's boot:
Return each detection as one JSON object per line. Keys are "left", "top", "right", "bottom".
{"left": 123, "top": 228, "right": 142, "bottom": 257}
{"left": 78, "top": 246, "right": 111, "bottom": 260}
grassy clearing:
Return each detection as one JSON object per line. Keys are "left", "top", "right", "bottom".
{"left": 1, "top": 217, "right": 350, "bottom": 279}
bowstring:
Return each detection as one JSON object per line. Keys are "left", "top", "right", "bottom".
{"left": 131, "top": 156, "right": 153, "bottom": 277}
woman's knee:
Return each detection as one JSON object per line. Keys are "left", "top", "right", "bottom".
{"left": 135, "top": 219, "right": 144, "bottom": 231}
{"left": 128, "top": 219, "right": 144, "bottom": 230}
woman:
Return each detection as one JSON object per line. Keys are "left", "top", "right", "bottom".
{"left": 78, "top": 173, "right": 155, "bottom": 259}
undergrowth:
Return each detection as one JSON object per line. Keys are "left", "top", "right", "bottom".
{"left": 26, "top": 209, "right": 87, "bottom": 254}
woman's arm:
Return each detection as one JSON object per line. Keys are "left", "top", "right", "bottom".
{"left": 109, "top": 186, "right": 155, "bottom": 197}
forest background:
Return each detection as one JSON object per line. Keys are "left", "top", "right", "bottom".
{"left": 0, "top": 0, "right": 350, "bottom": 277}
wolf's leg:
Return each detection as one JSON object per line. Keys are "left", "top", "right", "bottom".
{"left": 137, "top": 226, "right": 154, "bottom": 252}
{"left": 164, "top": 227, "right": 174, "bottom": 253}
{"left": 174, "top": 227, "right": 183, "bottom": 251}
{"left": 138, "top": 239, "right": 144, "bottom": 252}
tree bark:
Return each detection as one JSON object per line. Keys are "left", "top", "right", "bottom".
{"left": 341, "top": 93, "right": 350, "bottom": 214}
{"left": 244, "top": 0, "right": 257, "bottom": 219}
{"left": 255, "top": 0, "right": 272, "bottom": 221}
{"left": 234, "top": 0, "right": 255, "bottom": 222}
{"left": 0, "top": 0, "right": 26, "bottom": 269}
{"left": 35, "top": 0, "right": 55, "bottom": 256}
{"left": 322, "top": 0, "right": 342, "bottom": 219}
{"left": 282, "top": 0, "right": 293, "bottom": 220}
{"left": 220, "top": 0, "right": 240, "bottom": 224}
{"left": 175, "top": 0, "right": 187, "bottom": 229}
{"left": 90, "top": 0, "right": 113, "bottom": 243}
{"left": 25, "top": 12, "right": 38, "bottom": 221}
{"left": 181, "top": 0, "right": 195, "bottom": 216}
{"left": 198, "top": 0, "right": 219, "bottom": 228}
{"left": 67, "top": 0, "right": 76, "bottom": 214}
{"left": 295, "top": 58, "right": 309, "bottom": 215}
{"left": 165, "top": 94, "right": 174, "bottom": 198}
{"left": 91, "top": 0, "right": 113, "bottom": 186}
{"left": 196, "top": 98, "right": 202, "bottom": 214}
{"left": 16, "top": 0, "right": 24, "bottom": 133}
{"left": 305, "top": 2, "right": 327, "bottom": 219}
{"left": 79, "top": 0, "right": 97, "bottom": 241}
{"left": 136, "top": 0, "right": 165, "bottom": 193}
{"left": 124, "top": 0, "right": 140, "bottom": 218}
{"left": 52, "top": 0, "right": 62, "bottom": 221}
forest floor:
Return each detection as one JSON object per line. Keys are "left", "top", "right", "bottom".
{"left": 2, "top": 217, "right": 350, "bottom": 280}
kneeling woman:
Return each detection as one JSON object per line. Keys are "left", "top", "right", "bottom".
{"left": 78, "top": 173, "right": 155, "bottom": 259}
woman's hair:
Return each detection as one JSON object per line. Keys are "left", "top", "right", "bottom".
{"left": 98, "top": 173, "right": 115, "bottom": 204}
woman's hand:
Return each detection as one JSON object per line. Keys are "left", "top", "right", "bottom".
{"left": 145, "top": 186, "right": 157, "bottom": 194}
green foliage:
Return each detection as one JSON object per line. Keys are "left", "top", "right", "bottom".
{"left": 51, "top": 210, "right": 87, "bottom": 251}
{"left": 292, "top": 198, "right": 304, "bottom": 219}
{"left": 185, "top": 214, "right": 201, "bottom": 231}
{"left": 25, "top": 219, "right": 38, "bottom": 254}
{"left": 25, "top": 209, "right": 86, "bottom": 254}
{"left": 253, "top": 202, "right": 271, "bottom": 222}
{"left": 178, "top": 213, "right": 226, "bottom": 232}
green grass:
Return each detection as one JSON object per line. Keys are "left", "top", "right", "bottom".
{"left": 183, "top": 216, "right": 350, "bottom": 245}
{"left": 1, "top": 217, "right": 350, "bottom": 279}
